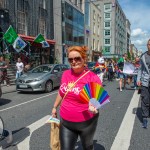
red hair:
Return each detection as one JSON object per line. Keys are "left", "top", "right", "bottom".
{"left": 68, "top": 46, "right": 88, "bottom": 61}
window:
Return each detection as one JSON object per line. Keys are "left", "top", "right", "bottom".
{"left": 0, "top": 0, "right": 6, "bottom": 8}
{"left": 104, "top": 3, "right": 111, "bottom": 11}
{"left": 93, "top": 39, "right": 95, "bottom": 50}
{"left": 98, "top": 25, "right": 100, "bottom": 36}
{"left": 105, "top": 39, "right": 110, "bottom": 44}
{"left": 93, "top": 10, "right": 96, "bottom": 20}
{"left": 105, "top": 13, "right": 111, "bottom": 19}
{"left": 105, "top": 21, "right": 110, "bottom": 27}
{"left": 104, "top": 46, "right": 110, "bottom": 52}
{"left": 39, "top": 19, "right": 46, "bottom": 37}
{"left": 93, "top": 23, "right": 96, "bottom": 34}
{"left": 105, "top": 30, "right": 110, "bottom": 36}
{"left": 17, "top": 11, "right": 26, "bottom": 34}
{"left": 39, "top": 0, "right": 46, "bottom": 9}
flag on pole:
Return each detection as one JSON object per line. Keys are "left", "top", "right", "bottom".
{"left": 3, "top": 25, "right": 18, "bottom": 44}
{"left": 3, "top": 26, "right": 27, "bottom": 52}
{"left": 34, "top": 34, "right": 49, "bottom": 48}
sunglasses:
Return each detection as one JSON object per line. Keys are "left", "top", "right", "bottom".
{"left": 68, "top": 56, "right": 82, "bottom": 63}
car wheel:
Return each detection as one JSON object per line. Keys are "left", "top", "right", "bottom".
{"left": 45, "top": 80, "right": 53, "bottom": 93}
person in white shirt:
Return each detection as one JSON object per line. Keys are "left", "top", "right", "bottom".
{"left": 97, "top": 52, "right": 105, "bottom": 83}
{"left": 16, "top": 58, "right": 24, "bottom": 79}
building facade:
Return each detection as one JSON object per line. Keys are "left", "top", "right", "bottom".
{"left": 0, "top": 0, "right": 55, "bottom": 66}
{"left": 84, "top": 1, "right": 102, "bottom": 62}
{"left": 62, "top": 0, "right": 85, "bottom": 64}
{"left": 94, "top": 0, "right": 130, "bottom": 58}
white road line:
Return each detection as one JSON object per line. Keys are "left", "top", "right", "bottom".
{"left": 110, "top": 91, "right": 140, "bottom": 150}
{"left": 17, "top": 115, "right": 50, "bottom": 150}
{"left": 0, "top": 91, "right": 58, "bottom": 112}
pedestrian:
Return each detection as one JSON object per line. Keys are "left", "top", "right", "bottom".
{"left": 117, "top": 53, "right": 128, "bottom": 91}
{"left": 97, "top": 52, "right": 105, "bottom": 83}
{"left": 137, "top": 39, "right": 150, "bottom": 128}
{"left": 0, "top": 56, "right": 10, "bottom": 86}
{"left": 133, "top": 57, "right": 140, "bottom": 89}
{"left": 16, "top": 58, "right": 24, "bottom": 79}
{"left": 51, "top": 46, "right": 102, "bottom": 150}
{"left": 107, "top": 59, "right": 114, "bottom": 81}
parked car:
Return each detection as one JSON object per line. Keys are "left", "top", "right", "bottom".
{"left": 16, "top": 64, "right": 69, "bottom": 92}
{"left": 87, "top": 62, "right": 96, "bottom": 72}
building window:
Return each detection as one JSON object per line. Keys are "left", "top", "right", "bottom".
{"left": 105, "top": 39, "right": 110, "bottom": 44}
{"left": 104, "top": 46, "right": 110, "bottom": 52}
{"left": 75, "top": 0, "right": 78, "bottom": 6}
{"left": 105, "top": 21, "right": 110, "bottom": 27}
{"left": 39, "top": 19, "right": 46, "bottom": 37}
{"left": 104, "top": 3, "right": 111, "bottom": 11}
{"left": 93, "top": 23, "right": 96, "bottom": 34}
{"left": 79, "top": 0, "right": 82, "bottom": 10}
{"left": 93, "top": 10, "right": 96, "bottom": 20}
{"left": 98, "top": 25, "right": 100, "bottom": 36}
{"left": 17, "top": 11, "right": 26, "bottom": 34}
{"left": 105, "top": 30, "right": 110, "bottom": 36}
{"left": 105, "top": 13, "right": 111, "bottom": 19}
{"left": 93, "top": 39, "right": 95, "bottom": 50}
{"left": 39, "top": 0, "right": 46, "bottom": 9}
{"left": 0, "top": 0, "right": 6, "bottom": 8}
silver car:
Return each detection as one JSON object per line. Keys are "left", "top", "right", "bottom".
{"left": 16, "top": 64, "right": 69, "bottom": 92}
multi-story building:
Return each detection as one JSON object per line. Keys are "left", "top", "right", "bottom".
{"left": 94, "top": 0, "right": 131, "bottom": 58}
{"left": 126, "top": 19, "right": 131, "bottom": 54}
{"left": 85, "top": 0, "right": 102, "bottom": 61}
{"left": 0, "top": 0, "right": 55, "bottom": 66}
{"left": 62, "top": 0, "right": 85, "bottom": 64}
{"left": 130, "top": 44, "right": 138, "bottom": 59}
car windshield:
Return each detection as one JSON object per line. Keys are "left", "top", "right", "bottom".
{"left": 32, "top": 65, "right": 53, "bottom": 73}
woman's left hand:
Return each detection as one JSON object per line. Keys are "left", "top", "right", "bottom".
{"left": 88, "top": 104, "right": 98, "bottom": 114}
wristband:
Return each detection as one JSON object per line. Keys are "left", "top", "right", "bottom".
{"left": 53, "top": 107, "right": 57, "bottom": 109}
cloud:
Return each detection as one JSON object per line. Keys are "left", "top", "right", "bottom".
{"left": 131, "top": 28, "right": 147, "bottom": 37}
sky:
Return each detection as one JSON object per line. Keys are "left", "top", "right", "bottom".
{"left": 118, "top": 0, "right": 150, "bottom": 52}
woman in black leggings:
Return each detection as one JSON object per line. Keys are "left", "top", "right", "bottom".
{"left": 60, "top": 114, "right": 99, "bottom": 150}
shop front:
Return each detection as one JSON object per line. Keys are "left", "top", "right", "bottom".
{"left": 92, "top": 51, "right": 102, "bottom": 62}
{"left": 16, "top": 34, "right": 56, "bottom": 67}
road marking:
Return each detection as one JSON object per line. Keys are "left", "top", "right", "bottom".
{"left": 110, "top": 91, "right": 140, "bottom": 150}
{"left": 17, "top": 115, "right": 50, "bottom": 150}
{"left": 0, "top": 91, "right": 58, "bottom": 112}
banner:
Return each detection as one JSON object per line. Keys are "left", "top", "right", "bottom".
{"left": 13, "top": 37, "right": 27, "bottom": 53}
{"left": 123, "top": 62, "right": 138, "bottom": 75}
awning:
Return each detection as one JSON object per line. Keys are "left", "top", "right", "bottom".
{"left": 18, "top": 34, "right": 56, "bottom": 45}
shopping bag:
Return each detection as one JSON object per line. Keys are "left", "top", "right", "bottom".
{"left": 50, "top": 122, "right": 60, "bottom": 150}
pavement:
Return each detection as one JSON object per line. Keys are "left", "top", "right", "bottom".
{"left": 1, "top": 84, "right": 16, "bottom": 94}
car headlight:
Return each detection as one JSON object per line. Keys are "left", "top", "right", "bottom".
{"left": 34, "top": 78, "right": 41, "bottom": 81}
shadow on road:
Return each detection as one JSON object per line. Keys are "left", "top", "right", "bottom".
{"left": 132, "top": 107, "right": 143, "bottom": 123}
{"left": 0, "top": 127, "right": 30, "bottom": 149}
{"left": 75, "top": 140, "right": 105, "bottom": 150}
{"left": 0, "top": 98, "right": 11, "bottom": 106}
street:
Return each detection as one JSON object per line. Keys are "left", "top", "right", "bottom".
{"left": 0, "top": 80, "right": 150, "bottom": 150}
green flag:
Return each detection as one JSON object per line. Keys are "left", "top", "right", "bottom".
{"left": 3, "top": 25, "right": 18, "bottom": 44}
{"left": 34, "top": 34, "right": 49, "bottom": 47}
{"left": 3, "top": 25, "right": 27, "bottom": 52}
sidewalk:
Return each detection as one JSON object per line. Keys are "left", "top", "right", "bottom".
{"left": 1, "top": 84, "right": 16, "bottom": 94}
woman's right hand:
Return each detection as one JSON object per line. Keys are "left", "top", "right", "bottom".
{"left": 51, "top": 108, "right": 57, "bottom": 118}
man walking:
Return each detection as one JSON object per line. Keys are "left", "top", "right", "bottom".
{"left": 0, "top": 56, "right": 10, "bottom": 86}
{"left": 137, "top": 39, "right": 150, "bottom": 128}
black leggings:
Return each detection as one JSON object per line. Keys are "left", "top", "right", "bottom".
{"left": 60, "top": 114, "right": 99, "bottom": 150}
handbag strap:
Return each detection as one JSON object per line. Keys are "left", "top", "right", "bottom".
{"left": 62, "top": 70, "right": 90, "bottom": 101}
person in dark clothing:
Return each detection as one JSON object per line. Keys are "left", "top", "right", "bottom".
{"left": 107, "top": 60, "right": 114, "bottom": 81}
{"left": 0, "top": 56, "right": 10, "bottom": 86}
{"left": 137, "top": 39, "right": 150, "bottom": 128}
